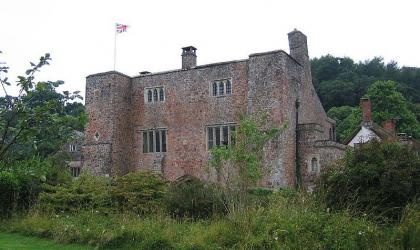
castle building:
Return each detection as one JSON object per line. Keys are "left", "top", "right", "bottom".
{"left": 83, "top": 30, "right": 346, "bottom": 188}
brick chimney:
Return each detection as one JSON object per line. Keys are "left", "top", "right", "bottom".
{"left": 360, "top": 98, "right": 372, "bottom": 123}
{"left": 181, "top": 46, "right": 197, "bottom": 70}
{"left": 382, "top": 119, "right": 396, "bottom": 136}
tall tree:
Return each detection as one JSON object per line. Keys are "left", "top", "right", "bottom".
{"left": 0, "top": 52, "right": 85, "bottom": 164}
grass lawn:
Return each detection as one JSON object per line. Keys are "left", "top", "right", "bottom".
{"left": 0, "top": 232, "right": 93, "bottom": 250}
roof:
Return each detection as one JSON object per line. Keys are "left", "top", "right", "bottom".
{"left": 343, "top": 122, "right": 395, "bottom": 145}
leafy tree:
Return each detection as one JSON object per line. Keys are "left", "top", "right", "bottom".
{"left": 365, "top": 80, "right": 420, "bottom": 138}
{"left": 327, "top": 106, "right": 361, "bottom": 142}
{"left": 0, "top": 52, "right": 85, "bottom": 164}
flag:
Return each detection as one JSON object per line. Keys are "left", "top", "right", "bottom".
{"left": 116, "top": 23, "right": 128, "bottom": 33}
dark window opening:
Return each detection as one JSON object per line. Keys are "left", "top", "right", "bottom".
{"left": 208, "top": 127, "right": 214, "bottom": 149}
{"left": 159, "top": 88, "right": 164, "bottom": 101}
{"left": 230, "top": 125, "right": 236, "bottom": 145}
{"left": 222, "top": 126, "right": 228, "bottom": 146}
{"left": 212, "top": 82, "right": 218, "bottom": 96}
{"left": 155, "top": 131, "right": 161, "bottom": 152}
{"left": 70, "top": 167, "right": 81, "bottom": 178}
{"left": 311, "top": 157, "right": 319, "bottom": 172}
{"left": 218, "top": 82, "right": 224, "bottom": 95}
{"left": 226, "top": 80, "right": 231, "bottom": 95}
{"left": 149, "top": 131, "right": 154, "bottom": 153}
{"left": 143, "top": 131, "right": 148, "bottom": 153}
{"left": 153, "top": 89, "right": 158, "bottom": 102}
{"left": 148, "top": 90, "right": 153, "bottom": 102}
{"left": 162, "top": 130, "right": 167, "bottom": 152}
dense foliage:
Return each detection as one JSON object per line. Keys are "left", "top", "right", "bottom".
{"left": 311, "top": 55, "right": 420, "bottom": 141}
{"left": 0, "top": 52, "right": 86, "bottom": 164}
{"left": 319, "top": 140, "right": 420, "bottom": 221}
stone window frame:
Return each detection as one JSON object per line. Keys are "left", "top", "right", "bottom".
{"left": 206, "top": 123, "right": 236, "bottom": 150}
{"left": 142, "top": 128, "right": 168, "bottom": 154}
{"left": 70, "top": 166, "right": 81, "bottom": 178}
{"left": 69, "top": 144, "right": 77, "bottom": 152}
{"left": 210, "top": 78, "right": 233, "bottom": 97}
{"left": 144, "top": 86, "right": 165, "bottom": 103}
{"left": 308, "top": 155, "right": 321, "bottom": 173}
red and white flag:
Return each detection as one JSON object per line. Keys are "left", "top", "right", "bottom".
{"left": 116, "top": 23, "right": 128, "bottom": 33}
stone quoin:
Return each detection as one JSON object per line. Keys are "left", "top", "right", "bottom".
{"left": 82, "top": 30, "right": 346, "bottom": 188}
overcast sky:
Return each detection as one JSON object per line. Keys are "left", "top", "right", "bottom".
{"left": 1, "top": 0, "right": 419, "bottom": 99}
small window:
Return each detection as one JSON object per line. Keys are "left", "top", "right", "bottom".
{"left": 212, "top": 82, "right": 218, "bottom": 96}
{"left": 142, "top": 129, "right": 167, "bottom": 153}
{"left": 69, "top": 144, "right": 77, "bottom": 152}
{"left": 207, "top": 124, "right": 236, "bottom": 149}
{"left": 218, "top": 82, "right": 224, "bottom": 95}
{"left": 153, "top": 89, "right": 158, "bottom": 102}
{"left": 147, "top": 90, "right": 153, "bottom": 102}
{"left": 143, "top": 131, "right": 148, "bottom": 153}
{"left": 311, "top": 157, "right": 319, "bottom": 172}
{"left": 70, "top": 167, "right": 81, "bottom": 178}
{"left": 208, "top": 127, "right": 214, "bottom": 149}
{"left": 211, "top": 79, "right": 232, "bottom": 97}
{"left": 159, "top": 88, "right": 165, "bottom": 101}
{"left": 225, "top": 80, "right": 231, "bottom": 95}
{"left": 94, "top": 132, "right": 100, "bottom": 141}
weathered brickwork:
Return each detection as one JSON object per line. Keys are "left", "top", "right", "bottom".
{"left": 83, "top": 30, "right": 346, "bottom": 188}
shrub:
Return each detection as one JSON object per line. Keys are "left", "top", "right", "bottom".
{"left": 0, "top": 172, "right": 19, "bottom": 217}
{"left": 164, "top": 176, "right": 227, "bottom": 219}
{"left": 110, "top": 172, "right": 167, "bottom": 215}
{"left": 318, "top": 140, "right": 420, "bottom": 221}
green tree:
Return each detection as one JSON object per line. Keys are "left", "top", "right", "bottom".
{"left": 365, "top": 80, "right": 420, "bottom": 138}
{"left": 0, "top": 52, "right": 85, "bottom": 164}
{"left": 327, "top": 106, "right": 361, "bottom": 142}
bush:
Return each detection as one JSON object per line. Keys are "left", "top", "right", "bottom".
{"left": 318, "top": 140, "right": 420, "bottom": 221}
{"left": 110, "top": 172, "right": 167, "bottom": 215}
{"left": 164, "top": 176, "right": 227, "bottom": 219}
{"left": 39, "top": 171, "right": 167, "bottom": 215}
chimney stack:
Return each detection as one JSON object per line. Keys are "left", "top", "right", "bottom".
{"left": 382, "top": 119, "right": 396, "bottom": 136}
{"left": 181, "top": 46, "right": 197, "bottom": 70}
{"left": 360, "top": 98, "right": 372, "bottom": 123}
{"left": 288, "top": 29, "right": 309, "bottom": 66}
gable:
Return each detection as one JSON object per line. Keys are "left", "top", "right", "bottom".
{"left": 348, "top": 126, "right": 381, "bottom": 147}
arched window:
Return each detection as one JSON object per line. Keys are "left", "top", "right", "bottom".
{"left": 225, "top": 80, "right": 231, "bottom": 95}
{"left": 147, "top": 89, "right": 153, "bottom": 102}
{"left": 311, "top": 157, "right": 319, "bottom": 172}
{"left": 219, "top": 82, "right": 224, "bottom": 95}
{"left": 159, "top": 88, "right": 164, "bottom": 101}
{"left": 153, "top": 89, "right": 158, "bottom": 102}
{"left": 212, "top": 82, "right": 218, "bottom": 96}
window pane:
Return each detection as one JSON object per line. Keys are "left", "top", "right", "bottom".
{"left": 149, "top": 131, "right": 154, "bottom": 153}
{"left": 153, "top": 89, "right": 158, "bottom": 102}
{"left": 222, "top": 126, "right": 228, "bottom": 146}
{"left": 208, "top": 127, "right": 214, "bottom": 149}
{"left": 215, "top": 127, "right": 220, "bottom": 146}
{"left": 226, "top": 80, "right": 231, "bottom": 95}
{"left": 162, "top": 130, "right": 167, "bottom": 152}
{"left": 143, "top": 131, "right": 148, "bottom": 153}
{"left": 148, "top": 90, "right": 152, "bottom": 102}
{"left": 230, "top": 126, "right": 236, "bottom": 145}
{"left": 159, "top": 88, "right": 164, "bottom": 101}
{"left": 212, "top": 82, "right": 218, "bottom": 96}
{"left": 155, "top": 131, "right": 161, "bottom": 152}
{"left": 219, "top": 82, "right": 224, "bottom": 95}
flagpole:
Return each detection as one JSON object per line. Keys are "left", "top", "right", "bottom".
{"left": 113, "top": 24, "right": 117, "bottom": 71}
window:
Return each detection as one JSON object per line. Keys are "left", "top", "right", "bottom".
{"left": 218, "top": 82, "right": 224, "bottom": 95}
{"left": 159, "top": 88, "right": 165, "bottom": 101}
{"left": 207, "top": 124, "right": 236, "bottom": 149}
{"left": 142, "top": 129, "right": 168, "bottom": 153}
{"left": 69, "top": 144, "right": 77, "bottom": 152}
{"left": 147, "top": 89, "right": 153, "bottom": 102}
{"left": 311, "top": 157, "right": 319, "bottom": 172}
{"left": 145, "top": 87, "right": 165, "bottom": 103}
{"left": 212, "top": 82, "right": 218, "bottom": 96}
{"left": 70, "top": 167, "right": 81, "bottom": 178}
{"left": 94, "top": 132, "right": 100, "bottom": 141}
{"left": 211, "top": 79, "right": 232, "bottom": 97}
{"left": 225, "top": 80, "right": 231, "bottom": 95}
